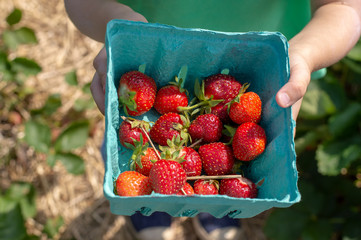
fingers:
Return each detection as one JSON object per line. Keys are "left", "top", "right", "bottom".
{"left": 91, "top": 72, "right": 106, "bottom": 115}
{"left": 93, "top": 47, "right": 107, "bottom": 93}
{"left": 276, "top": 54, "right": 311, "bottom": 120}
{"left": 91, "top": 47, "right": 107, "bottom": 115}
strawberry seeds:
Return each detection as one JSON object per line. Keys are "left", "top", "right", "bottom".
{"left": 116, "top": 70, "right": 266, "bottom": 199}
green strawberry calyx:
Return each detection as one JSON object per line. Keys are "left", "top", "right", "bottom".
{"left": 123, "top": 135, "right": 149, "bottom": 170}
{"left": 119, "top": 89, "right": 137, "bottom": 116}
{"left": 177, "top": 79, "right": 224, "bottom": 116}
{"left": 226, "top": 82, "right": 250, "bottom": 112}
{"left": 159, "top": 135, "right": 186, "bottom": 163}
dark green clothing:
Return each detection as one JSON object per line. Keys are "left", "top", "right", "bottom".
{"left": 118, "top": 0, "right": 311, "bottom": 39}
{"left": 117, "top": 0, "right": 326, "bottom": 78}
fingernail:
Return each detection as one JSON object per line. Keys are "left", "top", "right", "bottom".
{"left": 279, "top": 93, "right": 291, "bottom": 107}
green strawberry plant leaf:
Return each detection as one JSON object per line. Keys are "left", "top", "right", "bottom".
{"left": 54, "top": 120, "right": 89, "bottom": 152}
{"left": 301, "top": 219, "right": 333, "bottom": 240}
{"left": 82, "top": 82, "right": 92, "bottom": 94}
{"left": 31, "top": 94, "right": 62, "bottom": 116}
{"left": 3, "top": 27, "right": 37, "bottom": 50}
{"left": 11, "top": 57, "right": 41, "bottom": 76}
{"left": 328, "top": 102, "right": 361, "bottom": 138}
{"left": 263, "top": 208, "right": 309, "bottom": 240}
{"left": 299, "top": 79, "right": 337, "bottom": 119}
{"left": 74, "top": 96, "right": 95, "bottom": 112}
{"left": 65, "top": 70, "right": 78, "bottom": 86}
{"left": 342, "top": 57, "right": 361, "bottom": 74}
{"left": 316, "top": 136, "right": 361, "bottom": 176}
{"left": 24, "top": 120, "right": 51, "bottom": 153}
{"left": 43, "top": 216, "right": 64, "bottom": 239}
{"left": 47, "top": 151, "right": 57, "bottom": 168}
{"left": 0, "top": 199, "right": 26, "bottom": 240}
{"left": 4, "top": 182, "right": 37, "bottom": 219}
{"left": 6, "top": 8, "right": 22, "bottom": 26}
{"left": 346, "top": 40, "right": 361, "bottom": 62}
{"left": 55, "top": 152, "right": 85, "bottom": 175}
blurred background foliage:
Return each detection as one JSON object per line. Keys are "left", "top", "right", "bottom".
{"left": 264, "top": 39, "right": 361, "bottom": 240}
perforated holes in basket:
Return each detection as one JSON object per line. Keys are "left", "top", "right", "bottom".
{"left": 180, "top": 209, "right": 198, "bottom": 217}
{"left": 139, "top": 207, "right": 152, "bottom": 216}
{"left": 228, "top": 209, "right": 242, "bottom": 218}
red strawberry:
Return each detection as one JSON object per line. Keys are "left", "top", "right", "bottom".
{"left": 198, "top": 142, "right": 235, "bottom": 176}
{"left": 118, "top": 71, "right": 157, "bottom": 116}
{"left": 135, "top": 148, "right": 159, "bottom": 176}
{"left": 179, "top": 147, "right": 202, "bottom": 176}
{"left": 228, "top": 84, "right": 262, "bottom": 124}
{"left": 149, "top": 112, "right": 189, "bottom": 146}
{"left": 209, "top": 103, "right": 232, "bottom": 123}
{"left": 115, "top": 171, "right": 152, "bottom": 196}
{"left": 232, "top": 122, "right": 266, "bottom": 161}
{"left": 204, "top": 73, "right": 242, "bottom": 103}
{"left": 194, "top": 179, "right": 219, "bottom": 195}
{"left": 195, "top": 74, "right": 242, "bottom": 123}
{"left": 176, "top": 182, "right": 195, "bottom": 195}
{"left": 119, "top": 118, "right": 150, "bottom": 148}
{"left": 154, "top": 76, "right": 188, "bottom": 115}
{"left": 149, "top": 159, "right": 187, "bottom": 194}
{"left": 219, "top": 177, "right": 257, "bottom": 198}
{"left": 188, "top": 113, "right": 223, "bottom": 144}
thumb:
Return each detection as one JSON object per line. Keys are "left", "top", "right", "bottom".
{"left": 276, "top": 59, "right": 311, "bottom": 107}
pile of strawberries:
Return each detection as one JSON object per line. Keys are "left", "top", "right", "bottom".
{"left": 115, "top": 69, "right": 266, "bottom": 199}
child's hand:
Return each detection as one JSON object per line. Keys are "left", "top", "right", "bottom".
{"left": 276, "top": 47, "right": 312, "bottom": 121}
{"left": 91, "top": 47, "right": 107, "bottom": 115}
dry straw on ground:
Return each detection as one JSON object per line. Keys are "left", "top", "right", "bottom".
{"left": 0, "top": 1, "right": 269, "bottom": 239}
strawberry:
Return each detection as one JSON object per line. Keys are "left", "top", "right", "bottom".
{"left": 177, "top": 182, "right": 195, "bottom": 195}
{"left": 154, "top": 76, "right": 188, "bottom": 115}
{"left": 232, "top": 122, "right": 266, "bottom": 161}
{"left": 219, "top": 176, "right": 257, "bottom": 198}
{"left": 115, "top": 171, "right": 152, "bottom": 196}
{"left": 204, "top": 73, "right": 242, "bottom": 122}
{"left": 159, "top": 136, "right": 202, "bottom": 177}
{"left": 198, "top": 142, "right": 234, "bottom": 176}
{"left": 149, "top": 159, "right": 187, "bottom": 194}
{"left": 208, "top": 103, "right": 232, "bottom": 123}
{"left": 179, "top": 147, "right": 202, "bottom": 176}
{"left": 193, "top": 179, "right": 219, "bottom": 195}
{"left": 135, "top": 147, "right": 159, "bottom": 176}
{"left": 228, "top": 83, "right": 262, "bottom": 124}
{"left": 119, "top": 117, "right": 151, "bottom": 148}
{"left": 188, "top": 113, "right": 223, "bottom": 144}
{"left": 204, "top": 73, "right": 242, "bottom": 103}
{"left": 118, "top": 71, "right": 157, "bottom": 116}
{"left": 149, "top": 112, "right": 189, "bottom": 146}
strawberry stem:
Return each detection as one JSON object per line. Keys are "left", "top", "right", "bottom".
{"left": 140, "top": 125, "right": 162, "bottom": 160}
{"left": 120, "top": 116, "right": 162, "bottom": 160}
{"left": 188, "top": 138, "right": 203, "bottom": 148}
{"left": 187, "top": 175, "right": 244, "bottom": 180}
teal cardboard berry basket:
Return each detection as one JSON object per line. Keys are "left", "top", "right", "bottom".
{"left": 103, "top": 19, "right": 300, "bottom": 218}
